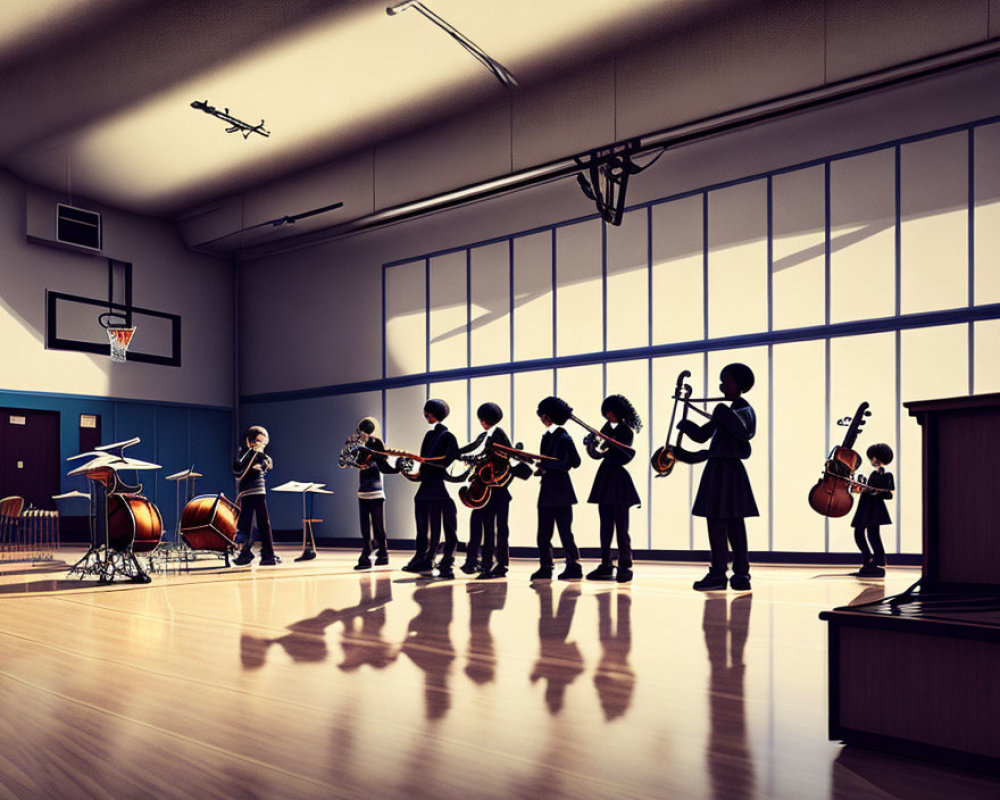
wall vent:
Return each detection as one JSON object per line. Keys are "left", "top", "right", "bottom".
{"left": 56, "top": 204, "right": 102, "bottom": 251}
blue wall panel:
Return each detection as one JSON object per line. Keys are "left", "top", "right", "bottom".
{"left": 0, "top": 388, "right": 232, "bottom": 537}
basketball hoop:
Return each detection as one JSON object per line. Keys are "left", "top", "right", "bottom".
{"left": 107, "top": 326, "right": 136, "bottom": 363}
{"left": 99, "top": 312, "right": 136, "bottom": 364}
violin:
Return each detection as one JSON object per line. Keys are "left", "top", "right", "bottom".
{"left": 807, "top": 402, "right": 871, "bottom": 517}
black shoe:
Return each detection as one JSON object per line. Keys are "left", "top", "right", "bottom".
{"left": 295, "top": 549, "right": 317, "bottom": 562}
{"left": 586, "top": 564, "right": 615, "bottom": 581}
{"left": 436, "top": 566, "right": 455, "bottom": 580}
{"left": 402, "top": 558, "right": 433, "bottom": 574}
{"left": 489, "top": 565, "right": 508, "bottom": 579}
{"left": 530, "top": 567, "right": 553, "bottom": 581}
{"left": 259, "top": 556, "right": 279, "bottom": 566}
{"left": 475, "top": 570, "right": 494, "bottom": 580}
{"left": 616, "top": 567, "right": 633, "bottom": 584}
{"left": 354, "top": 559, "right": 372, "bottom": 571}
{"left": 374, "top": 554, "right": 389, "bottom": 566}
{"left": 233, "top": 550, "right": 255, "bottom": 566}
{"left": 730, "top": 574, "right": 751, "bottom": 591}
{"left": 558, "top": 562, "right": 583, "bottom": 581}
{"left": 460, "top": 560, "right": 480, "bottom": 575}
{"left": 693, "top": 573, "right": 727, "bottom": 591}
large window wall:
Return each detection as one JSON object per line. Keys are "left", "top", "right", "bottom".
{"left": 380, "top": 117, "right": 1000, "bottom": 556}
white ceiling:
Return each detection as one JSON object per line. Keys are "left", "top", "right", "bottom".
{"left": 0, "top": 0, "right": 735, "bottom": 219}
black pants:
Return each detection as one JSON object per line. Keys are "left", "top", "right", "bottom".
{"left": 236, "top": 494, "right": 274, "bottom": 558}
{"left": 706, "top": 517, "right": 749, "bottom": 578}
{"left": 598, "top": 504, "right": 632, "bottom": 569}
{"left": 854, "top": 526, "right": 885, "bottom": 566}
{"left": 537, "top": 506, "right": 579, "bottom": 568}
{"left": 414, "top": 497, "right": 458, "bottom": 566}
{"left": 359, "top": 498, "right": 387, "bottom": 560}
{"left": 473, "top": 493, "right": 511, "bottom": 571}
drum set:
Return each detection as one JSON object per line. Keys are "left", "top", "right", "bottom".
{"left": 66, "top": 438, "right": 241, "bottom": 583}
{"left": 67, "top": 438, "right": 163, "bottom": 583}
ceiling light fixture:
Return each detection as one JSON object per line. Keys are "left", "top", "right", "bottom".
{"left": 386, "top": 1, "right": 517, "bottom": 88}
{"left": 190, "top": 100, "right": 270, "bottom": 139}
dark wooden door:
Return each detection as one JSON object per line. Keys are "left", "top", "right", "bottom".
{"left": 0, "top": 408, "right": 61, "bottom": 509}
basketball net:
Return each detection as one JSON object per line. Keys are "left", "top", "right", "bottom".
{"left": 107, "top": 326, "right": 136, "bottom": 364}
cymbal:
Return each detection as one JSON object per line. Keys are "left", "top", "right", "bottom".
{"left": 165, "top": 468, "right": 204, "bottom": 480}
{"left": 67, "top": 453, "right": 162, "bottom": 477}
{"left": 52, "top": 490, "right": 90, "bottom": 500}
{"left": 67, "top": 437, "right": 142, "bottom": 461}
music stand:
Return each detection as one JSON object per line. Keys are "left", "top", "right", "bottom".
{"left": 272, "top": 481, "right": 333, "bottom": 561}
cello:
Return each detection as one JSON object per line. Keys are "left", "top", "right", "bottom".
{"left": 807, "top": 402, "right": 871, "bottom": 517}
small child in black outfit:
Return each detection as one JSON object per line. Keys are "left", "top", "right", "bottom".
{"left": 851, "top": 443, "right": 894, "bottom": 578}
{"left": 233, "top": 425, "right": 278, "bottom": 566}
{"left": 350, "top": 417, "right": 398, "bottom": 570}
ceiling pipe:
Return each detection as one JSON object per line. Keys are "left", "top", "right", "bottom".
{"left": 225, "top": 37, "right": 1000, "bottom": 261}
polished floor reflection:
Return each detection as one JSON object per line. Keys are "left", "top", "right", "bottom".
{"left": 0, "top": 551, "right": 997, "bottom": 799}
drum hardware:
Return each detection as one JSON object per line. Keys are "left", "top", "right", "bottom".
{"left": 65, "top": 438, "right": 162, "bottom": 584}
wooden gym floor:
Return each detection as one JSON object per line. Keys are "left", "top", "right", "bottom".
{"left": 0, "top": 550, "right": 997, "bottom": 799}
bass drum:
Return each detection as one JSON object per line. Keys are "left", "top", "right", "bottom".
{"left": 180, "top": 493, "right": 240, "bottom": 552}
{"left": 107, "top": 494, "right": 164, "bottom": 553}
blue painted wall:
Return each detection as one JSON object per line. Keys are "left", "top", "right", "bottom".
{"left": 0, "top": 388, "right": 232, "bottom": 536}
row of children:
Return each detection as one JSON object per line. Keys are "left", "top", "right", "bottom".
{"left": 230, "top": 362, "right": 894, "bottom": 586}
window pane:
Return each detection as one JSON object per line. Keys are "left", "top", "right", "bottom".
{"left": 772, "top": 167, "right": 825, "bottom": 330}
{"left": 470, "top": 242, "right": 510, "bottom": 367}
{"left": 606, "top": 209, "right": 648, "bottom": 351}
{"left": 708, "top": 181, "right": 768, "bottom": 338}
{"left": 429, "top": 251, "right": 467, "bottom": 372}
{"left": 652, "top": 195, "right": 703, "bottom": 345}
{"left": 974, "top": 122, "right": 1000, "bottom": 305}
{"left": 974, "top": 320, "right": 1000, "bottom": 394}
{"left": 830, "top": 150, "right": 895, "bottom": 323}
{"left": 384, "top": 260, "right": 426, "bottom": 378}
{"left": 772, "top": 340, "right": 827, "bottom": 551}
{"left": 513, "top": 233, "right": 553, "bottom": 361}
{"left": 556, "top": 220, "right": 603, "bottom": 356}
{"left": 900, "top": 324, "right": 968, "bottom": 554}
{"left": 900, "top": 133, "right": 968, "bottom": 314}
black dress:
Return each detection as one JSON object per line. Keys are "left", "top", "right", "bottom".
{"left": 850, "top": 468, "right": 894, "bottom": 528}
{"left": 678, "top": 400, "right": 758, "bottom": 519}
{"left": 586, "top": 422, "right": 640, "bottom": 507}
